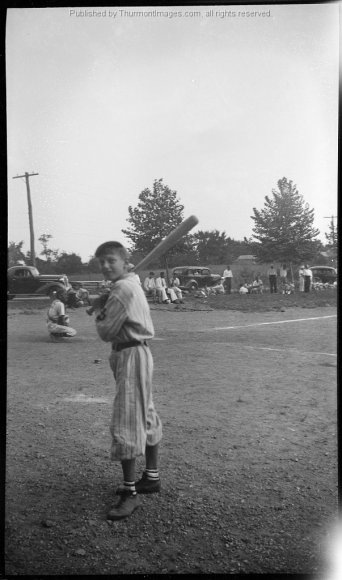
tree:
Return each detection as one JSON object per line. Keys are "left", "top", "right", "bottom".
{"left": 8, "top": 241, "right": 26, "bottom": 267}
{"left": 189, "top": 231, "right": 254, "bottom": 265}
{"left": 55, "top": 252, "right": 83, "bottom": 274}
{"left": 251, "top": 177, "right": 321, "bottom": 265}
{"left": 86, "top": 256, "right": 102, "bottom": 273}
{"left": 192, "top": 230, "right": 229, "bottom": 264}
{"left": 122, "top": 178, "right": 189, "bottom": 271}
{"left": 38, "top": 234, "right": 54, "bottom": 261}
{"left": 325, "top": 218, "right": 338, "bottom": 252}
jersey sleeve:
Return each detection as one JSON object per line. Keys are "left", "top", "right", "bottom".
{"left": 95, "top": 293, "right": 128, "bottom": 342}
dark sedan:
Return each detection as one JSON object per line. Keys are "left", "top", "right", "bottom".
{"left": 172, "top": 266, "right": 221, "bottom": 291}
{"left": 310, "top": 266, "right": 337, "bottom": 284}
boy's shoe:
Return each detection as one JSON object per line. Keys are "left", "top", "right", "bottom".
{"left": 115, "top": 473, "right": 161, "bottom": 495}
{"left": 107, "top": 491, "right": 140, "bottom": 521}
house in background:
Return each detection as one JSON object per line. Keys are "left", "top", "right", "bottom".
{"left": 233, "top": 254, "right": 257, "bottom": 265}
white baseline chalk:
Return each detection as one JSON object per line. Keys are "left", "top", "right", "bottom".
{"left": 211, "top": 315, "right": 337, "bottom": 332}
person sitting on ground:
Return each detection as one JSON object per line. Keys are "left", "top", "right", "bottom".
{"left": 74, "top": 282, "right": 90, "bottom": 306}
{"left": 159, "top": 271, "right": 181, "bottom": 303}
{"left": 208, "top": 279, "right": 225, "bottom": 295}
{"left": 47, "top": 288, "right": 77, "bottom": 339}
{"left": 251, "top": 276, "right": 264, "bottom": 294}
{"left": 204, "top": 284, "right": 215, "bottom": 296}
{"left": 239, "top": 283, "right": 249, "bottom": 295}
{"left": 66, "top": 285, "right": 82, "bottom": 308}
{"left": 283, "top": 281, "right": 295, "bottom": 294}
{"left": 143, "top": 272, "right": 157, "bottom": 303}
{"left": 155, "top": 272, "right": 170, "bottom": 303}
{"left": 169, "top": 272, "right": 184, "bottom": 303}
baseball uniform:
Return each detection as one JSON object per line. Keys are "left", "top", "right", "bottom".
{"left": 95, "top": 273, "right": 162, "bottom": 461}
{"left": 47, "top": 299, "right": 77, "bottom": 337}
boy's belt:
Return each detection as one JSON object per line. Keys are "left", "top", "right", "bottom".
{"left": 112, "top": 340, "right": 148, "bottom": 352}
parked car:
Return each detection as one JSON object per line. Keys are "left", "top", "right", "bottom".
{"left": 309, "top": 266, "right": 337, "bottom": 284}
{"left": 172, "top": 266, "right": 221, "bottom": 291}
{"left": 7, "top": 265, "right": 70, "bottom": 299}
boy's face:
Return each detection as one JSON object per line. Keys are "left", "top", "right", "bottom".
{"left": 97, "top": 250, "right": 129, "bottom": 282}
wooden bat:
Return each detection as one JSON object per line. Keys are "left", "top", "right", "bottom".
{"left": 133, "top": 215, "right": 199, "bottom": 272}
{"left": 86, "top": 215, "right": 199, "bottom": 314}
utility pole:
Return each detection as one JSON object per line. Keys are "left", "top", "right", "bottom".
{"left": 12, "top": 172, "right": 39, "bottom": 267}
{"left": 324, "top": 215, "right": 338, "bottom": 243}
{"left": 323, "top": 215, "right": 338, "bottom": 264}
{"left": 324, "top": 215, "right": 338, "bottom": 225}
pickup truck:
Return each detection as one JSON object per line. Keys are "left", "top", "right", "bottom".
{"left": 7, "top": 265, "right": 70, "bottom": 299}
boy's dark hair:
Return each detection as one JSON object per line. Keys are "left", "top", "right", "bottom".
{"left": 95, "top": 241, "right": 130, "bottom": 260}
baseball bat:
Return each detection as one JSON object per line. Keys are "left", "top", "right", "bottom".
{"left": 86, "top": 215, "right": 199, "bottom": 314}
{"left": 133, "top": 215, "right": 199, "bottom": 272}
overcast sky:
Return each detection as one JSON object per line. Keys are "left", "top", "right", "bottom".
{"left": 6, "top": 3, "right": 339, "bottom": 262}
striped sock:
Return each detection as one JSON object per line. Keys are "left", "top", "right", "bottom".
{"left": 123, "top": 481, "right": 137, "bottom": 496}
{"left": 145, "top": 468, "right": 159, "bottom": 481}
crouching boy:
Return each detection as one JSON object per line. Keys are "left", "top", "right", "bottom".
{"left": 93, "top": 241, "right": 162, "bottom": 521}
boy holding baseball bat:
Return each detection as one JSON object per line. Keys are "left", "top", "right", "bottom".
{"left": 92, "top": 241, "right": 162, "bottom": 521}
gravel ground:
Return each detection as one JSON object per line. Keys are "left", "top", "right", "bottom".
{"left": 5, "top": 292, "right": 338, "bottom": 575}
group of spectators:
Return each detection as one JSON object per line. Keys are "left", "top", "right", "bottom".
{"left": 143, "top": 271, "right": 184, "bottom": 304}
{"left": 237, "top": 263, "right": 314, "bottom": 295}
{"left": 63, "top": 262, "right": 320, "bottom": 311}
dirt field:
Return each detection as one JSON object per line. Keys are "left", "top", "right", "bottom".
{"left": 5, "top": 293, "right": 338, "bottom": 575}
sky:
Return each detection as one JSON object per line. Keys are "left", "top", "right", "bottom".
{"left": 6, "top": 3, "right": 339, "bottom": 263}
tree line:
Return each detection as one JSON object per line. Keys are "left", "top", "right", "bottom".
{"left": 8, "top": 177, "right": 337, "bottom": 274}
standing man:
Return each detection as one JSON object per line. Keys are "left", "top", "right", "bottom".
{"left": 222, "top": 265, "right": 233, "bottom": 294}
{"left": 267, "top": 264, "right": 278, "bottom": 293}
{"left": 279, "top": 263, "right": 287, "bottom": 292}
{"left": 303, "top": 264, "right": 312, "bottom": 293}
{"left": 92, "top": 241, "right": 162, "bottom": 521}
{"left": 298, "top": 264, "right": 305, "bottom": 292}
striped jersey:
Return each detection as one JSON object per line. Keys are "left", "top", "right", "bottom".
{"left": 95, "top": 272, "right": 154, "bottom": 344}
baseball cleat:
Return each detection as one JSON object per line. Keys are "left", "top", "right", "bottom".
{"left": 107, "top": 491, "right": 140, "bottom": 521}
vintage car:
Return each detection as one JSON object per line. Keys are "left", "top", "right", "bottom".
{"left": 172, "top": 266, "right": 221, "bottom": 291}
{"left": 7, "top": 265, "right": 70, "bottom": 299}
{"left": 309, "top": 266, "right": 337, "bottom": 284}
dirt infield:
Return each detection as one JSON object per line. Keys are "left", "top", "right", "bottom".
{"left": 5, "top": 297, "right": 337, "bottom": 575}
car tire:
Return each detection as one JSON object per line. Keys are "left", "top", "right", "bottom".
{"left": 46, "top": 285, "right": 64, "bottom": 297}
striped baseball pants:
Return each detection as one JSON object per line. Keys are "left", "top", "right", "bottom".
{"left": 109, "top": 344, "right": 162, "bottom": 461}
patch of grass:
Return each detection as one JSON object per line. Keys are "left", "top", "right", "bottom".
{"left": 203, "top": 289, "right": 337, "bottom": 312}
